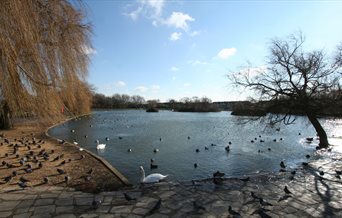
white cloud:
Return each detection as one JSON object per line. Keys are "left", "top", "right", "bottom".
{"left": 150, "top": 85, "right": 160, "bottom": 91}
{"left": 142, "top": 0, "right": 165, "bottom": 16}
{"left": 127, "top": 0, "right": 165, "bottom": 21}
{"left": 217, "top": 47, "right": 237, "bottom": 59}
{"left": 152, "top": 20, "right": 158, "bottom": 26}
{"left": 165, "top": 12, "right": 195, "bottom": 31}
{"left": 82, "top": 45, "right": 97, "bottom": 55}
{"left": 127, "top": 6, "right": 143, "bottom": 21}
{"left": 133, "top": 84, "right": 160, "bottom": 94}
{"left": 134, "top": 86, "right": 148, "bottom": 93}
{"left": 187, "top": 60, "right": 208, "bottom": 66}
{"left": 183, "top": 83, "right": 191, "bottom": 87}
{"left": 171, "top": 66, "right": 179, "bottom": 71}
{"left": 190, "top": 31, "right": 200, "bottom": 37}
{"left": 115, "top": 81, "right": 126, "bottom": 87}
{"left": 126, "top": 2, "right": 198, "bottom": 40}
{"left": 169, "top": 32, "right": 182, "bottom": 41}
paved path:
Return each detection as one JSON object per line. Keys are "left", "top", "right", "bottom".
{"left": 1, "top": 156, "right": 341, "bottom": 218}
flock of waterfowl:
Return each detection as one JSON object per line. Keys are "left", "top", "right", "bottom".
{"left": 68, "top": 118, "right": 336, "bottom": 188}
{"left": 2, "top": 120, "right": 342, "bottom": 217}
{"left": 67, "top": 116, "right": 335, "bottom": 186}
{"left": 0, "top": 132, "right": 98, "bottom": 190}
{"left": 186, "top": 140, "right": 341, "bottom": 217}
{"left": 60, "top": 115, "right": 338, "bottom": 190}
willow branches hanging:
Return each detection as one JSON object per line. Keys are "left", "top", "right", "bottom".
{"left": 0, "top": 0, "right": 93, "bottom": 123}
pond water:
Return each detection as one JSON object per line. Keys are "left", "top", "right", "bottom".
{"left": 48, "top": 110, "right": 342, "bottom": 185}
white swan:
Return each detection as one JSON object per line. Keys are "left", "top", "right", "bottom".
{"left": 139, "top": 166, "right": 168, "bottom": 183}
{"left": 96, "top": 140, "right": 106, "bottom": 150}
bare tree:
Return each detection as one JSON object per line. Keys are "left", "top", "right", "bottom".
{"left": 231, "top": 33, "right": 342, "bottom": 149}
{"left": 131, "top": 95, "right": 145, "bottom": 108}
{"left": 0, "top": 0, "right": 93, "bottom": 128}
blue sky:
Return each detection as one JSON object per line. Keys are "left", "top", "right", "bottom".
{"left": 84, "top": 0, "right": 342, "bottom": 102}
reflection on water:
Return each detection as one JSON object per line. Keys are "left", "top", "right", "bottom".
{"left": 48, "top": 110, "right": 342, "bottom": 184}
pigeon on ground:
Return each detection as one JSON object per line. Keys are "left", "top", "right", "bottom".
{"left": 64, "top": 176, "right": 70, "bottom": 183}
{"left": 148, "top": 199, "right": 162, "bottom": 215}
{"left": 57, "top": 168, "right": 65, "bottom": 174}
{"left": 302, "top": 162, "right": 309, "bottom": 166}
{"left": 280, "top": 161, "right": 286, "bottom": 168}
{"left": 52, "top": 156, "right": 60, "bottom": 162}
{"left": 18, "top": 181, "right": 28, "bottom": 189}
{"left": 3, "top": 175, "right": 12, "bottom": 183}
{"left": 92, "top": 199, "right": 102, "bottom": 210}
{"left": 19, "top": 176, "right": 29, "bottom": 183}
{"left": 124, "top": 193, "right": 136, "bottom": 201}
{"left": 278, "top": 195, "right": 292, "bottom": 202}
{"left": 228, "top": 205, "right": 241, "bottom": 217}
{"left": 58, "top": 160, "right": 66, "bottom": 166}
{"left": 240, "top": 177, "right": 250, "bottom": 182}
{"left": 193, "top": 201, "right": 206, "bottom": 211}
{"left": 87, "top": 168, "right": 93, "bottom": 175}
{"left": 284, "top": 186, "right": 292, "bottom": 195}
{"left": 24, "top": 168, "right": 33, "bottom": 173}
{"left": 251, "top": 191, "right": 261, "bottom": 200}
{"left": 259, "top": 198, "right": 273, "bottom": 207}
{"left": 251, "top": 208, "right": 272, "bottom": 218}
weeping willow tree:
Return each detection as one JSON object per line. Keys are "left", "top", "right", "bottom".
{"left": 0, "top": 0, "right": 93, "bottom": 129}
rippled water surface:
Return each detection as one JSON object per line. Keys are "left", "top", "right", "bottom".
{"left": 48, "top": 110, "right": 342, "bottom": 184}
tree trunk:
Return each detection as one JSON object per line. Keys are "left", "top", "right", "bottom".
{"left": 307, "top": 112, "right": 329, "bottom": 149}
{"left": 0, "top": 101, "right": 12, "bottom": 130}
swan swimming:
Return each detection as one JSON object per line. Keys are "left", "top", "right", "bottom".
{"left": 96, "top": 140, "right": 106, "bottom": 150}
{"left": 139, "top": 166, "right": 168, "bottom": 183}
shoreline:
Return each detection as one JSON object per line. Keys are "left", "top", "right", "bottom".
{"left": 3, "top": 114, "right": 341, "bottom": 191}
{"left": 1, "top": 117, "right": 342, "bottom": 217}
{"left": 45, "top": 110, "right": 342, "bottom": 187}
{"left": 45, "top": 114, "right": 131, "bottom": 187}
{"left": 0, "top": 116, "right": 130, "bottom": 193}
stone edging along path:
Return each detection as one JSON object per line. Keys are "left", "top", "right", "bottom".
{"left": 0, "top": 156, "right": 341, "bottom": 217}
{"left": 45, "top": 114, "right": 131, "bottom": 187}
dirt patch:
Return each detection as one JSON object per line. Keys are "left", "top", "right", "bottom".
{"left": 0, "top": 120, "right": 130, "bottom": 193}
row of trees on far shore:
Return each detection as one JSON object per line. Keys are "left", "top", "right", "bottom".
{"left": 92, "top": 93, "right": 146, "bottom": 109}
{"left": 92, "top": 93, "right": 220, "bottom": 112}
{"left": 162, "top": 97, "right": 220, "bottom": 112}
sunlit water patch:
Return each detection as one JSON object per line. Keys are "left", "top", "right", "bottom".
{"left": 48, "top": 110, "right": 342, "bottom": 184}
